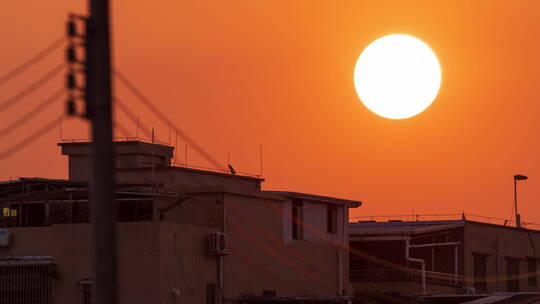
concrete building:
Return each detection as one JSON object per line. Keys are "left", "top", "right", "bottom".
{"left": 349, "top": 219, "right": 540, "bottom": 297}
{"left": 0, "top": 140, "right": 361, "bottom": 304}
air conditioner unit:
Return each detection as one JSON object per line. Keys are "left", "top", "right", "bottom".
{"left": 0, "top": 229, "right": 10, "bottom": 247}
{"left": 208, "top": 232, "right": 228, "bottom": 255}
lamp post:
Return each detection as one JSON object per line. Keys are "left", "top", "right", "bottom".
{"left": 514, "top": 174, "right": 528, "bottom": 228}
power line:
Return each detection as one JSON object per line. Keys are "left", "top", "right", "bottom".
{"left": 114, "top": 70, "right": 223, "bottom": 170}
{"left": 0, "top": 37, "right": 65, "bottom": 86}
{"left": 0, "top": 88, "right": 64, "bottom": 139}
{"left": 0, "top": 115, "right": 63, "bottom": 160}
{"left": 114, "top": 98, "right": 153, "bottom": 139}
{"left": 0, "top": 63, "right": 65, "bottom": 113}
{"left": 113, "top": 119, "right": 132, "bottom": 138}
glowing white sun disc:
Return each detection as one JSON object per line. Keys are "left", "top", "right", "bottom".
{"left": 354, "top": 34, "right": 441, "bottom": 119}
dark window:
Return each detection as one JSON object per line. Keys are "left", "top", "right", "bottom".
{"left": 292, "top": 199, "right": 303, "bottom": 240}
{"left": 529, "top": 259, "right": 537, "bottom": 287}
{"left": 507, "top": 258, "right": 520, "bottom": 292}
{"left": 23, "top": 203, "right": 46, "bottom": 227}
{"left": 473, "top": 254, "right": 487, "bottom": 292}
{"left": 79, "top": 280, "right": 92, "bottom": 304}
{"left": 262, "top": 290, "right": 276, "bottom": 297}
{"left": 71, "top": 202, "right": 89, "bottom": 223}
{"left": 206, "top": 283, "right": 216, "bottom": 304}
{"left": 327, "top": 205, "right": 338, "bottom": 234}
{"left": 49, "top": 202, "right": 68, "bottom": 224}
{"left": 117, "top": 200, "right": 153, "bottom": 222}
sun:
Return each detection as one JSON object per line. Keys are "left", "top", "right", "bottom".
{"left": 354, "top": 34, "right": 441, "bottom": 119}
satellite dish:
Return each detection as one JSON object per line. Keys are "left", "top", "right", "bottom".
{"left": 228, "top": 164, "right": 236, "bottom": 175}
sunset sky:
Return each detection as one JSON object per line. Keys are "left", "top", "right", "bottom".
{"left": 2, "top": 1, "right": 540, "bottom": 223}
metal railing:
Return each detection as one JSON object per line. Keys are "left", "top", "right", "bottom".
{"left": 350, "top": 269, "right": 464, "bottom": 287}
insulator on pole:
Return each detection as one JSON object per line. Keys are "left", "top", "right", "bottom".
{"left": 67, "top": 46, "right": 77, "bottom": 63}
{"left": 67, "top": 21, "right": 77, "bottom": 38}
{"left": 67, "top": 73, "right": 76, "bottom": 89}
{"left": 66, "top": 98, "right": 76, "bottom": 116}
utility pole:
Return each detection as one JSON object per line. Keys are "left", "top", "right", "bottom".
{"left": 86, "top": 1, "right": 117, "bottom": 304}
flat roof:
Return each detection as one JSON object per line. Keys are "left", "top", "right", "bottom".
{"left": 265, "top": 191, "right": 362, "bottom": 208}
{"left": 349, "top": 219, "right": 540, "bottom": 236}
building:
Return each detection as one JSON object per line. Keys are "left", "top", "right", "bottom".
{"left": 349, "top": 219, "right": 540, "bottom": 297}
{"left": 0, "top": 140, "right": 361, "bottom": 304}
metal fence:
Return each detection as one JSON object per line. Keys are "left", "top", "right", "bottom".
{"left": 0, "top": 256, "right": 55, "bottom": 304}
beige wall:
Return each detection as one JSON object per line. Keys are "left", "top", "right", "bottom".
{"left": 223, "top": 194, "right": 348, "bottom": 298}
{"left": 1, "top": 222, "right": 162, "bottom": 304}
{"left": 463, "top": 222, "right": 540, "bottom": 293}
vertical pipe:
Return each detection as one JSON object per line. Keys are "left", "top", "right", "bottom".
{"left": 454, "top": 245, "right": 458, "bottom": 284}
{"left": 338, "top": 251, "right": 343, "bottom": 295}
{"left": 86, "top": 1, "right": 117, "bottom": 304}
{"left": 495, "top": 237, "right": 499, "bottom": 291}
{"left": 218, "top": 256, "right": 224, "bottom": 304}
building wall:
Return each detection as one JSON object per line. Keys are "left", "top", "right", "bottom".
{"left": 223, "top": 195, "right": 348, "bottom": 298}
{"left": 352, "top": 281, "right": 457, "bottom": 296}
{"left": 117, "top": 167, "right": 262, "bottom": 192}
{"left": 0, "top": 222, "right": 163, "bottom": 304}
{"left": 463, "top": 222, "right": 540, "bottom": 293}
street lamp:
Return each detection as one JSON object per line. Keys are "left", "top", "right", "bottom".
{"left": 514, "top": 174, "right": 528, "bottom": 228}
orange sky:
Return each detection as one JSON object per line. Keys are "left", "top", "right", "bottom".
{"left": 2, "top": 1, "right": 540, "bottom": 223}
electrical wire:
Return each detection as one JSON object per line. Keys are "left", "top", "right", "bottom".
{"left": 0, "top": 37, "right": 65, "bottom": 86}
{"left": 113, "top": 119, "right": 132, "bottom": 138}
{"left": 0, "top": 115, "right": 63, "bottom": 160}
{"left": 114, "top": 70, "right": 223, "bottom": 170}
{"left": 0, "top": 63, "right": 65, "bottom": 113}
{"left": 0, "top": 88, "right": 64, "bottom": 139}
{"left": 114, "top": 98, "right": 153, "bottom": 138}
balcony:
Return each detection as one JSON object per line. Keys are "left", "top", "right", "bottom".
{"left": 350, "top": 269, "right": 464, "bottom": 287}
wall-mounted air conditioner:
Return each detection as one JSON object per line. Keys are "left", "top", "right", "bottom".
{"left": 208, "top": 232, "right": 228, "bottom": 255}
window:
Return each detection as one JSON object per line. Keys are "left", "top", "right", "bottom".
{"left": 506, "top": 258, "right": 520, "bottom": 292}
{"left": 78, "top": 279, "right": 92, "bottom": 304}
{"left": 262, "top": 290, "right": 277, "bottom": 297}
{"left": 292, "top": 199, "right": 303, "bottom": 240}
{"left": 49, "top": 202, "right": 68, "bottom": 224}
{"left": 473, "top": 253, "right": 487, "bottom": 292}
{"left": 206, "top": 283, "right": 216, "bottom": 304}
{"left": 327, "top": 205, "right": 338, "bottom": 234}
{"left": 529, "top": 259, "right": 537, "bottom": 287}
{"left": 117, "top": 200, "right": 153, "bottom": 222}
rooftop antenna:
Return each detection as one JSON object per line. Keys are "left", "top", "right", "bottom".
{"left": 152, "top": 128, "right": 155, "bottom": 190}
{"left": 259, "top": 143, "right": 263, "bottom": 176}
{"left": 168, "top": 120, "right": 171, "bottom": 144}
{"left": 174, "top": 130, "right": 178, "bottom": 164}
{"left": 135, "top": 116, "right": 139, "bottom": 139}
{"left": 184, "top": 143, "right": 187, "bottom": 166}
{"left": 59, "top": 117, "right": 63, "bottom": 140}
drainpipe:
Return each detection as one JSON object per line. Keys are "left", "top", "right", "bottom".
{"left": 219, "top": 255, "right": 224, "bottom": 303}
{"left": 350, "top": 236, "right": 428, "bottom": 294}
{"left": 406, "top": 240, "right": 426, "bottom": 295}
{"left": 338, "top": 251, "right": 343, "bottom": 295}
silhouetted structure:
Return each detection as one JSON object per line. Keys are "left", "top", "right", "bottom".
{"left": 349, "top": 220, "right": 540, "bottom": 297}
{"left": 0, "top": 140, "right": 361, "bottom": 304}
